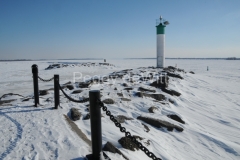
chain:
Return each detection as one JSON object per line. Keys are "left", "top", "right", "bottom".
{"left": 38, "top": 76, "right": 54, "bottom": 82}
{"left": 98, "top": 100, "right": 162, "bottom": 160}
{"left": 58, "top": 82, "right": 89, "bottom": 103}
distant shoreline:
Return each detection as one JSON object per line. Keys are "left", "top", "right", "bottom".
{"left": 0, "top": 58, "right": 239, "bottom": 62}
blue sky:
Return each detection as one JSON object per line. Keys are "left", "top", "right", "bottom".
{"left": 0, "top": 0, "right": 240, "bottom": 59}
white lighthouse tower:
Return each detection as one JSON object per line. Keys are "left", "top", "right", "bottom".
{"left": 156, "top": 16, "right": 169, "bottom": 68}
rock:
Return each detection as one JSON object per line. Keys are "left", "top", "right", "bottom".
{"left": 150, "top": 76, "right": 169, "bottom": 88}
{"left": 83, "top": 113, "right": 104, "bottom": 120}
{"left": 102, "top": 98, "right": 114, "bottom": 104}
{"left": 135, "top": 92, "right": 165, "bottom": 101}
{"left": 118, "top": 137, "right": 139, "bottom": 151}
{"left": 123, "top": 87, "right": 133, "bottom": 91}
{"left": 122, "top": 83, "right": 128, "bottom": 87}
{"left": 177, "top": 68, "right": 185, "bottom": 72}
{"left": 83, "top": 113, "right": 90, "bottom": 120}
{"left": 138, "top": 87, "right": 156, "bottom": 93}
{"left": 121, "top": 98, "right": 131, "bottom": 102}
{"left": 102, "top": 142, "right": 129, "bottom": 160}
{"left": 133, "top": 135, "right": 143, "bottom": 141}
{"left": 148, "top": 106, "right": 158, "bottom": 113}
{"left": 72, "top": 90, "right": 82, "bottom": 94}
{"left": 114, "top": 87, "right": 117, "bottom": 90}
{"left": 142, "top": 123, "right": 150, "bottom": 132}
{"left": 139, "top": 77, "right": 152, "bottom": 81}
{"left": 39, "top": 90, "right": 48, "bottom": 96}
{"left": 117, "top": 93, "right": 123, "bottom": 97}
{"left": 22, "top": 98, "right": 31, "bottom": 102}
{"left": 189, "top": 71, "right": 195, "bottom": 74}
{"left": 115, "top": 115, "right": 133, "bottom": 123}
{"left": 45, "top": 97, "right": 53, "bottom": 102}
{"left": 161, "top": 88, "right": 181, "bottom": 96}
{"left": 79, "top": 82, "right": 90, "bottom": 88}
{"left": 167, "top": 72, "right": 183, "bottom": 79}
{"left": 137, "top": 116, "right": 183, "bottom": 132}
{"left": 0, "top": 99, "right": 16, "bottom": 105}
{"left": 168, "top": 66, "right": 176, "bottom": 70}
{"left": 71, "top": 108, "right": 81, "bottom": 121}
{"left": 66, "top": 85, "right": 74, "bottom": 90}
{"left": 167, "top": 115, "right": 185, "bottom": 124}
{"left": 169, "top": 99, "right": 175, "bottom": 104}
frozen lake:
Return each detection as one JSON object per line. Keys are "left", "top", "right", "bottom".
{"left": 0, "top": 59, "right": 240, "bottom": 96}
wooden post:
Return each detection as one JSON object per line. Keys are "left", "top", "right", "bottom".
{"left": 54, "top": 75, "right": 59, "bottom": 109}
{"left": 32, "top": 64, "right": 39, "bottom": 107}
{"left": 86, "top": 90, "right": 102, "bottom": 160}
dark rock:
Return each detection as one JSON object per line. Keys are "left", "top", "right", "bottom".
{"left": 83, "top": 113, "right": 90, "bottom": 120}
{"left": 167, "top": 72, "right": 183, "bottom": 79}
{"left": 102, "top": 142, "right": 129, "bottom": 160}
{"left": 137, "top": 116, "right": 183, "bottom": 132}
{"left": 121, "top": 98, "right": 131, "bottom": 102}
{"left": 66, "top": 85, "right": 74, "bottom": 90}
{"left": 122, "top": 83, "right": 128, "bottom": 87}
{"left": 72, "top": 90, "right": 82, "bottom": 94}
{"left": 139, "top": 77, "right": 151, "bottom": 81}
{"left": 138, "top": 87, "right": 156, "bottom": 93}
{"left": 169, "top": 99, "right": 175, "bottom": 104}
{"left": 189, "top": 71, "right": 195, "bottom": 74}
{"left": 135, "top": 92, "right": 165, "bottom": 101}
{"left": 102, "top": 98, "right": 114, "bottom": 104}
{"left": 22, "top": 98, "right": 31, "bottom": 102}
{"left": 161, "top": 88, "right": 181, "bottom": 97}
{"left": 133, "top": 135, "right": 143, "bottom": 141}
{"left": 83, "top": 113, "right": 104, "bottom": 120}
{"left": 168, "top": 66, "right": 177, "bottom": 70}
{"left": 167, "top": 115, "right": 185, "bottom": 124}
{"left": 150, "top": 76, "right": 169, "bottom": 88}
{"left": 39, "top": 90, "right": 48, "bottom": 96}
{"left": 115, "top": 115, "right": 133, "bottom": 123}
{"left": 114, "top": 87, "right": 117, "bottom": 90}
{"left": 71, "top": 108, "right": 81, "bottom": 121}
{"left": 117, "top": 93, "right": 123, "bottom": 97}
{"left": 79, "top": 82, "right": 90, "bottom": 88}
{"left": 0, "top": 99, "right": 16, "bottom": 105}
{"left": 148, "top": 106, "right": 158, "bottom": 113}
{"left": 142, "top": 123, "right": 150, "bottom": 132}
{"left": 177, "top": 68, "right": 185, "bottom": 72}
{"left": 118, "top": 137, "right": 139, "bottom": 151}
{"left": 123, "top": 87, "right": 133, "bottom": 91}
{"left": 163, "top": 67, "right": 175, "bottom": 73}
{"left": 45, "top": 97, "right": 53, "bottom": 102}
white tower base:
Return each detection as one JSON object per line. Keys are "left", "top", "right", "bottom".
{"left": 157, "top": 34, "right": 165, "bottom": 68}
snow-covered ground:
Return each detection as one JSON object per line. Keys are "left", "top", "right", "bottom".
{"left": 0, "top": 59, "right": 240, "bottom": 160}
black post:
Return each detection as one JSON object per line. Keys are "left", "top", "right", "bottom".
{"left": 86, "top": 90, "right": 102, "bottom": 160}
{"left": 54, "top": 74, "right": 59, "bottom": 109}
{"left": 32, "top": 64, "right": 39, "bottom": 107}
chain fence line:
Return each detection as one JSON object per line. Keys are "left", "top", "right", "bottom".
{"left": 58, "top": 82, "right": 89, "bottom": 103}
{"left": 32, "top": 65, "right": 162, "bottom": 160}
{"left": 98, "top": 100, "right": 162, "bottom": 160}
{"left": 38, "top": 76, "right": 54, "bottom": 82}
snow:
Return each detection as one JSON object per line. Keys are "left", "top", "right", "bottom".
{"left": 0, "top": 59, "right": 240, "bottom": 160}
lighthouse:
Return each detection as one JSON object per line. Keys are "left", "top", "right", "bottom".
{"left": 156, "top": 16, "right": 169, "bottom": 68}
